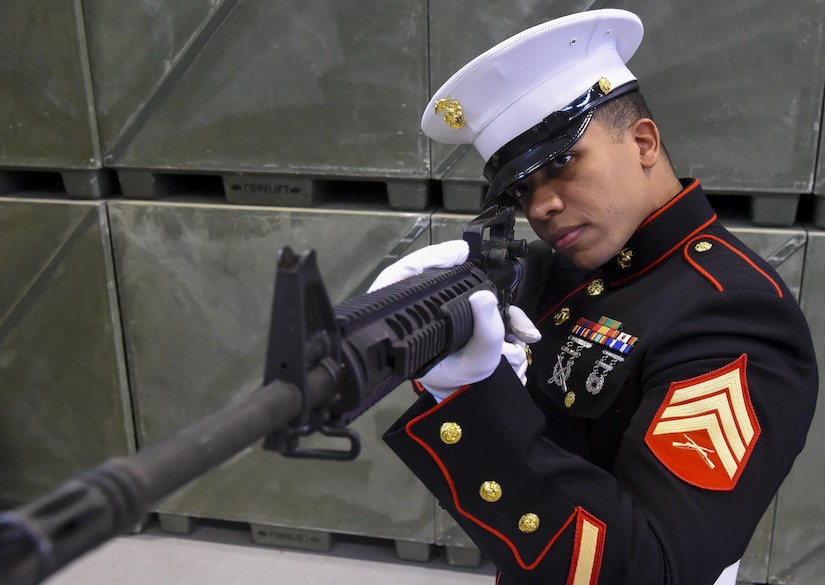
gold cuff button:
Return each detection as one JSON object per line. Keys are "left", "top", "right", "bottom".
{"left": 439, "top": 422, "right": 462, "bottom": 445}
{"left": 479, "top": 481, "right": 503, "bottom": 502}
{"left": 694, "top": 241, "right": 713, "bottom": 253}
{"left": 518, "top": 513, "right": 540, "bottom": 533}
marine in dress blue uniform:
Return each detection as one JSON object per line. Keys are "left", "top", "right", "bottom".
{"left": 377, "top": 9, "right": 818, "bottom": 585}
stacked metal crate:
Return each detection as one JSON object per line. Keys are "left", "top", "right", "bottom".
{"left": 84, "top": 0, "right": 432, "bottom": 209}
{"left": 773, "top": 229, "right": 825, "bottom": 583}
{"left": 0, "top": 199, "right": 133, "bottom": 505}
{"left": 106, "top": 201, "right": 437, "bottom": 558}
{"left": 0, "top": 0, "right": 116, "bottom": 197}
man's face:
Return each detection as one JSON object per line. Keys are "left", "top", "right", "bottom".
{"left": 512, "top": 120, "right": 661, "bottom": 270}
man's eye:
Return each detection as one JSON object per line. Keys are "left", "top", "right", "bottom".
{"left": 549, "top": 153, "right": 573, "bottom": 169}
{"left": 510, "top": 184, "right": 529, "bottom": 199}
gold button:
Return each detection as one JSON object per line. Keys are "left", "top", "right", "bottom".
{"left": 694, "top": 241, "right": 713, "bottom": 253}
{"left": 617, "top": 247, "right": 633, "bottom": 269}
{"left": 439, "top": 422, "right": 462, "bottom": 445}
{"left": 524, "top": 344, "right": 533, "bottom": 366}
{"left": 518, "top": 513, "right": 540, "bottom": 533}
{"left": 479, "top": 481, "right": 502, "bottom": 502}
{"left": 564, "top": 391, "right": 576, "bottom": 408}
{"left": 598, "top": 77, "right": 612, "bottom": 94}
{"left": 586, "top": 279, "right": 605, "bottom": 296}
{"left": 553, "top": 307, "right": 570, "bottom": 326}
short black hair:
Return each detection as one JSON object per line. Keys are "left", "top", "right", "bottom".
{"left": 591, "top": 90, "right": 654, "bottom": 142}
{"left": 591, "top": 89, "right": 672, "bottom": 163}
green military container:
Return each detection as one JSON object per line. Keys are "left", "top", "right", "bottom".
{"left": 813, "top": 99, "right": 825, "bottom": 229}
{"left": 0, "top": 198, "right": 133, "bottom": 506}
{"left": 766, "top": 226, "right": 825, "bottom": 584}
{"left": 83, "top": 0, "right": 432, "bottom": 209}
{"left": 107, "top": 199, "right": 437, "bottom": 558}
{"left": 0, "top": 0, "right": 116, "bottom": 197}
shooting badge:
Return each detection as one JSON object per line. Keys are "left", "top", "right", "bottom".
{"left": 549, "top": 315, "right": 639, "bottom": 405}
{"left": 549, "top": 335, "right": 593, "bottom": 408}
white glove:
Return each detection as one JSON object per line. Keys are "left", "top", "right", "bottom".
{"left": 367, "top": 240, "right": 469, "bottom": 293}
{"left": 420, "top": 298, "right": 542, "bottom": 400}
{"left": 507, "top": 304, "right": 543, "bottom": 345}
{"left": 366, "top": 239, "right": 541, "bottom": 401}
{"left": 418, "top": 289, "right": 505, "bottom": 400}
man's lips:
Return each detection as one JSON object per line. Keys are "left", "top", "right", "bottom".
{"left": 552, "top": 226, "right": 585, "bottom": 251}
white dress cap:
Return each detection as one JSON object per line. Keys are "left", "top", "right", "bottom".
{"left": 422, "top": 9, "right": 644, "bottom": 162}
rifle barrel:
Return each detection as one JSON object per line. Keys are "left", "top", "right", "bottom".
{"left": 0, "top": 377, "right": 310, "bottom": 585}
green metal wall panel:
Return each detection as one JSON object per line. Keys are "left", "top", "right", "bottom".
{"left": 768, "top": 227, "right": 825, "bottom": 585}
{"left": 107, "top": 200, "right": 435, "bottom": 545}
{"left": 0, "top": 198, "right": 133, "bottom": 505}
{"left": 813, "top": 97, "right": 825, "bottom": 228}
{"left": 0, "top": 0, "right": 100, "bottom": 170}
{"left": 626, "top": 0, "right": 825, "bottom": 196}
{"left": 81, "top": 0, "right": 220, "bottom": 156}
{"left": 84, "top": 0, "right": 430, "bottom": 183}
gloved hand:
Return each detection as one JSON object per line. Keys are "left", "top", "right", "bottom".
{"left": 420, "top": 298, "right": 541, "bottom": 401}
{"left": 367, "top": 240, "right": 541, "bottom": 401}
{"left": 417, "top": 289, "right": 504, "bottom": 400}
{"left": 367, "top": 240, "right": 470, "bottom": 293}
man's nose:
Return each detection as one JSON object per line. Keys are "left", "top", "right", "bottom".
{"left": 525, "top": 184, "right": 564, "bottom": 218}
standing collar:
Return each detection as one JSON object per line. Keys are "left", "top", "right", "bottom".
{"left": 599, "top": 179, "right": 717, "bottom": 284}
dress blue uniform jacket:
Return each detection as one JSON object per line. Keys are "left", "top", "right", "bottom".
{"left": 383, "top": 179, "right": 818, "bottom": 585}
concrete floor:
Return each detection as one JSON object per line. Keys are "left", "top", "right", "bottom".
{"left": 38, "top": 518, "right": 755, "bottom": 585}
{"left": 43, "top": 517, "right": 497, "bottom": 585}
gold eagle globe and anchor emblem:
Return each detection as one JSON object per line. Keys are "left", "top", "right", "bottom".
{"left": 435, "top": 97, "right": 466, "bottom": 129}
{"left": 617, "top": 247, "right": 633, "bottom": 269}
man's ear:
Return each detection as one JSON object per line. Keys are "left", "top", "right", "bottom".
{"left": 632, "top": 118, "right": 660, "bottom": 169}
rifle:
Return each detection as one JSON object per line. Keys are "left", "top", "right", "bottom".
{"left": 0, "top": 205, "right": 527, "bottom": 585}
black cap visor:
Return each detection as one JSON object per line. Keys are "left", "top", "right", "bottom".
{"left": 483, "top": 112, "right": 593, "bottom": 206}
{"left": 482, "top": 80, "right": 639, "bottom": 207}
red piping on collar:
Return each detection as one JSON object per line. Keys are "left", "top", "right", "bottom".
{"left": 635, "top": 178, "right": 700, "bottom": 232}
{"left": 536, "top": 212, "right": 717, "bottom": 326}
{"left": 611, "top": 214, "right": 717, "bottom": 288}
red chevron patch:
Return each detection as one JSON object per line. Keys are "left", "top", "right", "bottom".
{"left": 645, "top": 355, "right": 760, "bottom": 491}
